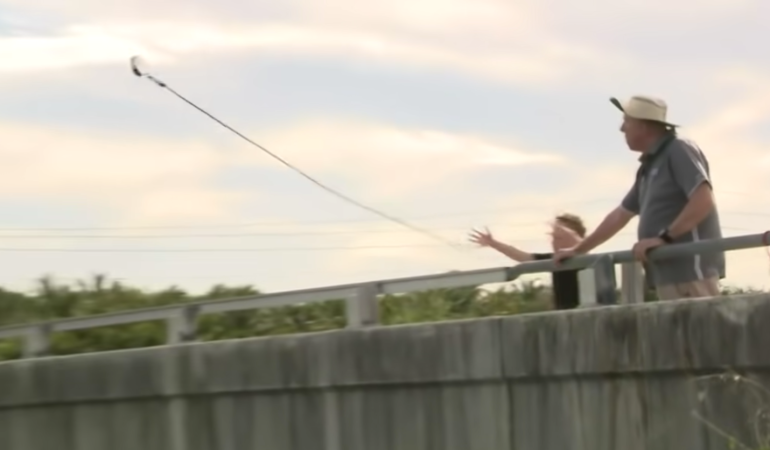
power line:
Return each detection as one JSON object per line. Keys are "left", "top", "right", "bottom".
{"left": 0, "top": 225, "right": 525, "bottom": 239}
{"left": 0, "top": 244, "right": 458, "bottom": 253}
{"left": 34, "top": 267, "right": 457, "bottom": 282}
{"left": 0, "top": 187, "right": 757, "bottom": 234}
{"left": 0, "top": 194, "right": 672, "bottom": 233}
{"left": 0, "top": 204, "right": 605, "bottom": 232}
{"left": 0, "top": 230, "right": 734, "bottom": 252}
{"left": 0, "top": 207, "right": 764, "bottom": 234}
{"left": 0, "top": 225, "right": 753, "bottom": 240}
{"left": 0, "top": 226, "right": 762, "bottom": 253}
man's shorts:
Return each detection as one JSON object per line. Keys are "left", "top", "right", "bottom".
{"left": 655, "top": 277, "right": 720, "bottom": 301}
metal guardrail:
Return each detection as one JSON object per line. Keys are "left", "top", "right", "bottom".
{"left": 1, "top": 232, "right": 766, "bottom": 358}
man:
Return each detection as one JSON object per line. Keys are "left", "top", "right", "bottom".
{"left": 468, "top": 213, "right": 589, "bottom": 310}
{"left": 554, "top": 95, "right": 724, "bottom": 300}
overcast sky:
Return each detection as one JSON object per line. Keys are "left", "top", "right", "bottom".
{"left": 0, "top": 0, "right": 768, "bottom": 294}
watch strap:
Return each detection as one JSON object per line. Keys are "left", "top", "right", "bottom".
{"left": 658, "top": 229, "right": 674, "bottom": 243}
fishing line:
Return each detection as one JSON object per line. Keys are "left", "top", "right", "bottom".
{"left": 129, "top": 56, "right": 463, "bottom": 251}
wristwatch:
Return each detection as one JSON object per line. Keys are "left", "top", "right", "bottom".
{"left": 657, "top": 228, "right": 674, "bottom": 243}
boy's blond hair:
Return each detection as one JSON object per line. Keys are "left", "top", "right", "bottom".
{"left": 554, "top": 213, "right": 586, "bottom": 238}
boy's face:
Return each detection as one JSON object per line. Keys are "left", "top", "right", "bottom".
{"left": 549, "top": 220, "right": 581, "bottom": 250}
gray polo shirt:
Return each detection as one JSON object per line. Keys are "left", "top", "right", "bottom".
{"left": 621, "top": 133, "right": 726, "bottom": 287}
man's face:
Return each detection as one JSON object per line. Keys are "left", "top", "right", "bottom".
{"left": 549, "top": 221, "right": 581, "bottom": 250}
{"left": 619, "top": 115, "right": 648, "bottom": 152}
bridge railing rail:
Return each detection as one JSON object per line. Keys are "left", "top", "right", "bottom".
{"left": 1, "top": 232, "right": 766, "bottom": 358}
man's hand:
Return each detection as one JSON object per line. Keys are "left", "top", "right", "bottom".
{"left": 632, "top": 237, "right": 665, "bottom": 262}
{"left": 468, "top": 227, "right": 495, "bottom": 247}
{"left": 553, "top": 246, "right": 579, "bottom": 266}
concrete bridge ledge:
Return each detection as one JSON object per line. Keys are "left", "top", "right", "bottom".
{"left": 0, "top": 294, "right": 768, "bottom": 409}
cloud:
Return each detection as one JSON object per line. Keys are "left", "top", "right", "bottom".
{"left": 120, "top": 186, "right": 250, "bottom": 227}
{"left": 0, "top": 26, "right": 155, "bottom": 74}
{"left": 0, "top": 0, "right": 634, "bottom": 88}
{"left": 0, "top": 115, "right": 562, "bottom": 229}
{"left": 1, "top": 0, "right": 764, "bottom": 88}
{"left": 0, "top": 120, "right": 251, "bottom": 227}
{"left": 529, "top": 0, "right": 757, "bottom": 28}
{"left": 2, "top": 0, "right": 762, "bottom": 93}
{"left": 682, "top": 78, "right": 770, "bottom": 212}
{"left": 0, "top": 122, "right": 223, "bottom": 196}
{"left": 239, "top": 118, "right": 565, "bottom": 200}
{"left": 112, "top": 22, "right": 619, "bottom": 86}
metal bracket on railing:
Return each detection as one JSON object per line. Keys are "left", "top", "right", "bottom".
{"left": 595, "top": 254, "right": 618, "bottom": 305}
{"left": 577, "top": 269, "right": 598, "bottom": 308}
{"left": 23, "top": 323, "right": 52, "bottom": 358}
{"left": 347, "top": 284, "right": 379, "bottom": 328}
{"left": 620, "top": 261, "right": 645, "bottom": 304}
{"left": 578, "top": 254, "right": 618, "bottom": 307}
{"left": 504, "top": 266, "right": 520, "bottom": 282}
{"left": 166, "top": 304, "right": 200, "bottom": 345}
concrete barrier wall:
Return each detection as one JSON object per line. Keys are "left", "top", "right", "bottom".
{"left": 1, "top": 294, "right": 769, "bottom": 450}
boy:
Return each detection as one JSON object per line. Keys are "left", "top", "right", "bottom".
{"left": 468, "top": 213, "right": 588, "bottom": 310}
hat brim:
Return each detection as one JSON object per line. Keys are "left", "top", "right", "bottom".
{"left": 609, "top": 97, "right": 678, "bottom": 128}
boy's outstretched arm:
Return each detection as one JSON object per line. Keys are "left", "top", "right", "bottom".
{"left": 468, "top": 227, "right": 534, "bottom": 262}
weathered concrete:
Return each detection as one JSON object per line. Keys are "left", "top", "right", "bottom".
{"left": 1, "top": 294, "right": 769, "bottom": 450}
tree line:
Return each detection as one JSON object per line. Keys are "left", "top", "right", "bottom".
{"left": 0, "top": 274, "right": 756, "bottom": 361}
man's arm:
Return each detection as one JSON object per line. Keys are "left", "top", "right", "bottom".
{"left": 667, "top": 184, "right": 714, "bottom": 238}
{"left": 665, "top": 143, "right": 716, "bottom": 238}
{"left": 574, "top": 206, "right": 635, "bottom": 254}
{"left": 488, "top": 240, "right": 534, "bottom": 262}
{"left": 572, "top": 180, "right": 639, "bottom": 254}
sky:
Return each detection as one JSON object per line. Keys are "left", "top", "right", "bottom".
{"left": 0, "top": 0, "right": 768, "bottom": 295}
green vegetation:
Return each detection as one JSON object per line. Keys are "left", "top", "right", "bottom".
{"left": 693, "top": 372, "right": 770, "bottom": 450}
{"left": 0, "top": 274, "right": 760, "bottom": 361}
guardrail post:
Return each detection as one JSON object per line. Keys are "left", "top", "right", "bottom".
{"left": 595, "top": 255, "right": 618, "bottom": 305}
{"left": 578, "top": 256, "right": 617, "bottom": 307}
{"left": 166, "top": 305, "right": 200, "bottom": 345}
{"left": 577, "top": 268, "right": 598, "bottom": 307}
{"left": 23, "top": 324, "right": 51, "bottom": 358}
{"left": 347, "top": 284, "right": 379, "bottom": 328}
{"left": 620, "top": 261, "right": 645, "bottom": 304}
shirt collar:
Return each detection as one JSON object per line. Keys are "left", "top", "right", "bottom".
{"left": 638, "top": 132, "right": 675, "bottom": 163}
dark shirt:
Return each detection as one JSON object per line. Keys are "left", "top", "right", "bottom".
{"left": 531, "top": 252, "right": 579, "bottom": 310}
{"left": 621, "top": 134, "right": 725, "bottom": 286}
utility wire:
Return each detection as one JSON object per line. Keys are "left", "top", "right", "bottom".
{"left": 0, "top": 226, "right": 753, "bottom": 240}
{"left": 0, "top": 195, "right": 633, "bottom": 232}
{"left": 0, "top": 228, "right": 761, "bottom": 252}
{"left": 0, "top": 225, "right": 538, "bottom": 239}
{"left": 0, "top": 213, "right": 547, "bottom": 232}
{"left": 0, "top": 230, "right": 473, "bottom": 239}
{"left": 0, "top": 244, "right": 460, "bottom": 253}
{"left": 0, "top": 206, "right": 764, "bottom": 234}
